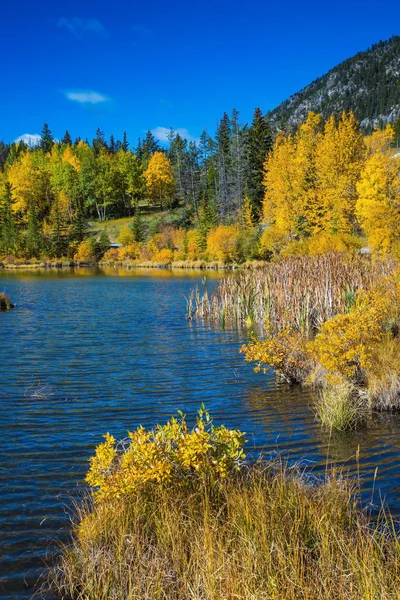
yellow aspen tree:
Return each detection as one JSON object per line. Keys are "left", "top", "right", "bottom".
{"left": 293, "top": 112, "right": 323, "bottom": 236}
{"left": 364, "top": 124, "right": 394, "bottom": 156}
{"left": 240, "top": 195, "right": 254, "bottom": 229}
{"left": 7, "top": 150, "right": 52, "bottom": 219}
{"left": 356, "top": 153, "right": 400, "bottom": 255}
{"left": 144, "top": 152, "right": 175, "bottom": 209}
{"left": 262, "top": 132, "right": 298, "bottom": 245}
{"left": 335, "top": 111, "right": 365, "bottom": 232}
{"left": 315, "top": 112, "right": 365, "bottom": 235}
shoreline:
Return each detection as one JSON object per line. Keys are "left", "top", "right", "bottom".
{"left": 0, "top": 259, "right": 267, "bottom": 271}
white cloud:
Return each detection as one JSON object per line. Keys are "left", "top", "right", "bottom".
{"left": 151, "top": 127, "right": 199, "bottom": 144}
{"left": 58, "top": 17, "right": 107, "bottom": 38}
{"left": 14, "top": 134, "right": 41, "bottom": 147}
{"left": 66, "top": 90, "right": 109, "bottom": 104}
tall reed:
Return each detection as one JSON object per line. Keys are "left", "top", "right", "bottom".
{"left": 187, "top": 253, "right": 394, "bottom": 335}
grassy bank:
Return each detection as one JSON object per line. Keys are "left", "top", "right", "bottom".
{"left": 49, "top": 410, "right": 400, "bottom": 600}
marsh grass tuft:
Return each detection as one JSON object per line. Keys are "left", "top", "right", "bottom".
{"left": 315, "top": 380, "right": 364, "bottom": 431}
{"left": 0, "top": 292, "right": 14, "bottom": 310}
{"left": 48, "top": 460, "right": 400, "bottom": 600}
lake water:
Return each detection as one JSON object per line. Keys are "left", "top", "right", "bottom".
{"left": 1, "top": 267, "right": 400, "bottom": 599}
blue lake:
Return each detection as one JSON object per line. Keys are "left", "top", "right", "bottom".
{"left": 1, "top": 267, "right": 400, "bottom": 599}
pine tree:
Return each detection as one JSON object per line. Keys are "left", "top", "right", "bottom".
{"left": 40, "top": 123, "right": 54, "bottom": 153}
{"left": 62, "top": 130, "right": 73, "bottom": 146}
{"left": 198, "top": 191, "right": 218, "bottom": 249}
{"left": 50, "top": 195, "right": 70, "bottom": 258}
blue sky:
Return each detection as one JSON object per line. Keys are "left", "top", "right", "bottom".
{"left": 2, "top": 0, "right": 399, "bottom": 146}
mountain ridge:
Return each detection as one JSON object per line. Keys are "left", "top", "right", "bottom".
{"left": 269, "top": 36, "right": 400, "bottom": 130}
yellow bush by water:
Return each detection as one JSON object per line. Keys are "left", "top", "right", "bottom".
{"left": 86, "top": 406, "right": 246, "bottom": 501}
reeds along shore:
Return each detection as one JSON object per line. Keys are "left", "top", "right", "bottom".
{"left": 187, "top": 253, "right": 400, "bottom": 428}
{"left": 187, "top": 253, "right": 392, "bottom": 332}
{"left": 48, "top": 409, "right": 400, "bottom": 600}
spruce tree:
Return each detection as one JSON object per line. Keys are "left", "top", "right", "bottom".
{"left": 122, "top": 132, "right": 129, "bottom": 151}
{"left": 109, "top": 134, "right": 116, "bottom": 153}
{"left": 130, "top": 209, "right": 146, "bottom": 242}
{"left": 50, "top": 196, "right": 69, "bottom": 258}
{"left": 93, "top": 128, "right": 107, "bottom": 155}
{"left": 198, "top": 191, "right": 218, "bottom": 250}
{"left": 248, "top": 108, "right": 273, "bottom": 211}
{"left": 0, "top": 181, "right": 19, "bottom": 255}
{"left": 62, "top": 130, "right": 73, "bottom": 145}
{"left": 26, "top": 200, "right": 45, "bottom": 258}
{"left": 40, "top": 123, "right": 54, "bottom": 153}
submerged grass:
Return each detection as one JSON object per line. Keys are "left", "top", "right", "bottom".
{"left": 49, "top": 461, "right": 400, "bottom": 600}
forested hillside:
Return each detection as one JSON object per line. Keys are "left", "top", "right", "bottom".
{"left": 269, "top": 36, "right": 400, "bottom": 132}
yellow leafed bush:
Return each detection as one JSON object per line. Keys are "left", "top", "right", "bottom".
{"left": 241, "top": 322, "right": 311, "bottom": 383}
{"left": 118, "top": 242, "right": 141, "bottom": 260}
{"left": 207, "top": 225, "right": 241, "bottom": 262}
{"left": 308, "top": 288, "right": 393, "bottom": 382}
{"left": 117, "top": 226, "right": 136, "bottom": 246}
{"left": 74, "top": 240, "right": 95, "bottom": 263}
{"left": 86, "top": 406, "right": 246, "bottom": 501}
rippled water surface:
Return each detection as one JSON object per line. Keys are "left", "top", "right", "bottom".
{"left": 1, "top": 267, "right": 400, "bottom": 599}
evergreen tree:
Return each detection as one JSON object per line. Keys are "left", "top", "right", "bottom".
{"left": 93, "top": 128, "right": 107, "bottom": 155}
{"left": 25, "top": 199, "right": 45, "bottom": 258}
{"left": 248, "top": 108, "right": 273, "bottom": 211}
{"left": 0, "top": 181, "right": 19, "bottom": 254}
{"left": 393, "top": 117, "right": 400, "bottom": 146}
{"left": 137, "top": 131, "right": 161, "bottom": 164}
{"left": 109, "top": 134, "right": 116, "bottom": 153}
{"left": 61, "top": 130, "right": 73, "bottom": 146}
{"left": 198, "top": 191, "right": 218, "bottom": 249}
{"left": 130, "top": 209, "right": 146, "bottom": 242}
{"left": 50, "top": 196, "right": 69, "bottom": 258}
{"left": 122, "top": 132, "right": 129, "bottom": 152}
{"left": 40, "top": 123, "right": 54, "bottom": 153}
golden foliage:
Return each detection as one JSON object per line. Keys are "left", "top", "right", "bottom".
{"left": 117, "top": 226, "right": 136, "bottom": 246}
{"left": 308, "top": 288, "right": 392, "bottom": 381}
{"left": 356, "top": 152, "right": 400, "bottom": 255}
{"left": 207, "top": 224, "right": 241, "bottom": 262}
{"left": 74, "top": 240, "right": 95, "bottom": 263}
{"left": 144, "top": 152, "right": 175, "bottom": 207}
{"left": 241, "top": 322, "right": 310, "bottom": 383}
{"left": 86, "top": 407, "right": 246, "bottom": 501}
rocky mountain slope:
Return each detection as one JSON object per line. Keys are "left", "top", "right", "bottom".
{"left": 269, "top": 36, "right": 400, "bottom": 131}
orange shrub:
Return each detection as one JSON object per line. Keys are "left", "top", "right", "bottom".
{"left": 102, "top": 248, "right": 119, "bottom": 263}
{"left": 119, "top": 242, "right": 141, "bottom": 260}
{"left": 152, "top": 248, "right": 174, "bottom": 265}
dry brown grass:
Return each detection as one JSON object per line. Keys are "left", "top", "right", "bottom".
{"left": 49, "top": 462, "right": 400, "bottom": 600}
{"left": 187, "top": 253, "right": 395, "bottom": 334}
